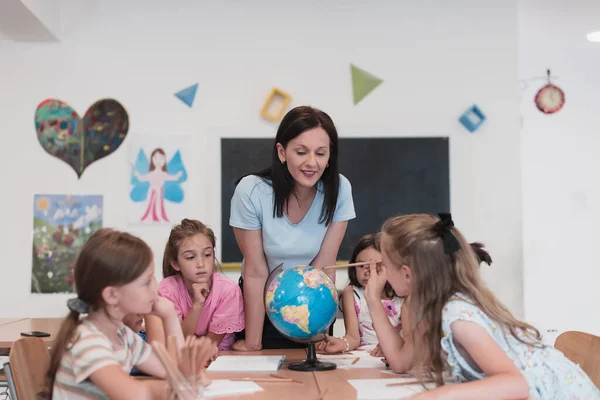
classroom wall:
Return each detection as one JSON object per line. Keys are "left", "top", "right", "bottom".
{"left": 520, "top": 0, "right": 600, "bottom": 336}
{"left": 0, "top": 0, "right": 522, "bottom": 319}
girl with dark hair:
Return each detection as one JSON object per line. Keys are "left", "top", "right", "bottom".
{"left": 229, "top": 105, "right": 356, "bottom": 350}
{"left": 316, "top": 233, "right": 403, "bottom": 354}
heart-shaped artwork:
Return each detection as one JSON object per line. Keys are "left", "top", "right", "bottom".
{"left": 34, "top": 98, "right": 129, "bottom": 178}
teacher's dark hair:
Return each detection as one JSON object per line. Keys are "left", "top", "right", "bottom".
{"left": 237, "top": 106, "right": 340, "bottom": 225}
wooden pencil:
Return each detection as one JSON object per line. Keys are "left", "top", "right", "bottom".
{"left": 385, "top": 380, "right": 433, "bottom": 387}
{"left": 351, "top": 357, "right": 360, "bottom": 365}
{"left": 322, "top": 260, "right": 382, "bottom": 270}
{"left": 234, "top": 377, "right": 300, "bottom": 383}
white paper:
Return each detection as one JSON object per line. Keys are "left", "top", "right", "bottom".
{"left": 317, "top": 350, "right": 387, "bottom": 369}
{"left": 206, "top": 355, "right": 286, "bottom": 372}
{"left": 348, "top": 378, "right": 434, "bottom": 400}
{"left": 203, "top": 379, "right": 263, "bottom": 398}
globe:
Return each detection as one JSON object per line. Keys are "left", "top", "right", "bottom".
{"left": 264, "top": 264, "right": 339, "bottom": 371}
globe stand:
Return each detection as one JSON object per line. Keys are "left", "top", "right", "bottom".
{"left": 288, "top": 343, "right": 336, "bottom": 372}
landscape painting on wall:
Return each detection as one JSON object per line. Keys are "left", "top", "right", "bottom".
{"left": 32, "top": 194, "right": 103, "bottom": 294}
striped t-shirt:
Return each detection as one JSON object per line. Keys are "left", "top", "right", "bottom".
{"left": 52, "top": 319, "right": 152, "bottom": 399}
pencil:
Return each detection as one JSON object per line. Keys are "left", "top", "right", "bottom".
{"left": 234, "top": 377, "right": 301, "bottom": 383}
{"left": 270, "top": 374, "right": 303, "bottom": 384}
{"left": 386, "top": 380, "right": 433, "bottom": 387}
{"left": 322, "top": 261, "right": 382, "bottom": 270}
{"left": 351, "top": 357, "right": 360, "bottom": 365}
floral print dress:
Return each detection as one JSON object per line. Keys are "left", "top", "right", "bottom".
{"left": 441, "top": 294, "right": 599, "bottom": 399}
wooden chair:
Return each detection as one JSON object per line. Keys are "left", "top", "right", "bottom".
{"left": 9, "top": 337, "right": 51, "bottom": 399}
{"left": 554, "top": 330, "right": 600, "bottom": 388}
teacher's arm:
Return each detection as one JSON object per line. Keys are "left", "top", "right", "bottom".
{"left": 232, "top": 227, "right": 269, "bottom": 351}
{"left": 311, "top": 220, "right": 348, "bottom": 283}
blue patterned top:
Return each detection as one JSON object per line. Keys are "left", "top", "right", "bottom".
{"left": 441, "top": 294, "right": 599, "bottom": 399}
{"left": 130, "top": 331, "right": 149, "bottom": 377}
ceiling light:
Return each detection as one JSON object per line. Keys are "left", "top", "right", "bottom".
{"left": 586, "top": 31, "right": 600, "bottom": 42}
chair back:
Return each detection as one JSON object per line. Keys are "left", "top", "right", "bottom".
{"left": 554, "top": 330, "right": 600, "bottom": 388}
{"left": 9, "top": 337, "right": 51, "bottom": 399}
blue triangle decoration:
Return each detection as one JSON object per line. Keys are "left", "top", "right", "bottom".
{"left": 174, "top": 83, "right": 198, "bottom": 108}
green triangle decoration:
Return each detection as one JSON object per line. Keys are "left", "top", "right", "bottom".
{"left": 350, "top": 64, "right": 383, "bottom": 105}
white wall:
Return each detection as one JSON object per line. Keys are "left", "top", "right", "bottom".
{"left": 520, "top": 0, "right": 600, "bottom": 336}
{"left": 0, "top": 0, "right": 522, "bottom": 319}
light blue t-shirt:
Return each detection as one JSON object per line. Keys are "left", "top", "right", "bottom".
{"left": 229, "top": 174, "right": 356, "bottom": 272}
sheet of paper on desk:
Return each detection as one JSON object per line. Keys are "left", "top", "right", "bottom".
{"left": 204, "top": 379, "right": 263, "bottom": 398}
{"left": 348, "top": 378, "right": 433, "bottom": 400}
{"left": 317, "top": 351, "right": 387, "bottom": 369}
{"left": 206, "top": 355, "right": 286, "bottom": 372}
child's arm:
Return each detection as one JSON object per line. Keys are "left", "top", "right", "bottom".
{"left": 317, "top": 286, "right": 361, "bottom": 353}
{"left": 365, "top": 262, "right": 414, "bottom": 373}
{"left": 409, "top": 321, "right": 530, "bottom": 400}
{"left": 90, "top": 366, "right": 168, "bottom": 400}
{"left": 181, "top": 283, "right": 208, "bottom": 337}
{"left": 145, "top": 315, "right": 165, "bottom": 346}
{"left": 145, "top": 297, "right": 184, "bottom": 348}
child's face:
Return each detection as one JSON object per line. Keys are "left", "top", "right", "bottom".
{"left": 172, "top": 233, "right": 215, "bottom": 285}
{"left": 116, "top": 263, "right": 159, "bottom": 316}
{"left": 354, "top": 247, "right": 382, "bottom": 288}
{"left": 380, "top": 234, "right": 412, "bottom": 297}
{"left": 123, "top": 313, "right": 144, "bottom": 332}
{"left": 277, "top": 127, "right": 331, "bottom": 190}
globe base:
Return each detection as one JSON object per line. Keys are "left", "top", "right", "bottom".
{"left": 288, "top": 359, "right": 337, "bottom": 372}
{"left": 287, "top": 343, "right": 337, "bottom": 372}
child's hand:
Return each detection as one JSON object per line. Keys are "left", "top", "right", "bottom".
{"left": 232, "top": 339, "right": 262, "bottom": 351}
{"left": 365, "top": 260, "right": 388, "bottom": 303}
{"left": 404, "top": 388, "right": 447, "bottom": 400}
{"left": 151, "top": 296, "right": 176, "bottom": 319}
{"left": 316, "top": 337, "right": 346, "bottom": 354}
{"left": 369, "top": 343, "right": 384, "bottom": 357}
{"left": 192, "top": 282, "right": 210, "bottom": 306}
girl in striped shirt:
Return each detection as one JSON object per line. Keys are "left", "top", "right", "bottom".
{"left": 47, "top": 228, "right": 216, "bottom": 400}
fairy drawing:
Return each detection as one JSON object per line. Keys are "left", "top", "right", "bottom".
{"left": 130, "top": 147, "right": 188, "bottom": 223}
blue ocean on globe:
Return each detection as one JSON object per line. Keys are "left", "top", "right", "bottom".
{"left": 265, "top": 266, "right": 339, "bottom": 340}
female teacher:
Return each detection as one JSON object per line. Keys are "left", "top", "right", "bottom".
{"left": 229, "top": 105, "right": 356, "bottom": 350}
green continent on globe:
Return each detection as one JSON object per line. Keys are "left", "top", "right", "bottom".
{"left": 281, "top": 304, "right": 310, "bottom": 334}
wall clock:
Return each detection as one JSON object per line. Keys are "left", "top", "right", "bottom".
{"left": 535, "top": 69, "right": 565, "bottom": 114}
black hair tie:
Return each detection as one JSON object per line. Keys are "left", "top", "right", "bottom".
{"left": 434, "top": 213, "right": 461, "bottom": 254}
{"left": 67, "top": 297, "right": 90, "bottom": 314}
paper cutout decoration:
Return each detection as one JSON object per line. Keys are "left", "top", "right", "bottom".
{"left": 32, "top": 194, "right": 103, "bottom": 294}
{"left": 34, "top": 99, "right": 129, "bottom": 178}
{"left": 459, "top": 105, "right": 486, "bottom": 132}
{"left": 535, "top": 70, "right": 565, "bottom": 114}
{"left": 350, "top": 64, "right": 383, "bottom": 105}
{"left": 129, "top": 138, "right": 189, "bottom": 224}
{"left": 175, "top": 83, "right": 199, "bottom": 108}
{"left": 260, "top": 87, "right": 292, "bottom": 122}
